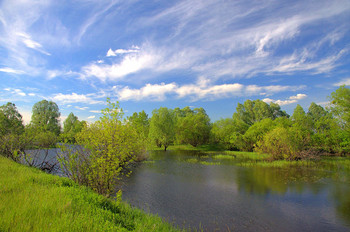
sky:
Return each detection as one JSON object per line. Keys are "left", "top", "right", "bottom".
{"left": 1, "top": 0, "right": 350, "bottom": 125}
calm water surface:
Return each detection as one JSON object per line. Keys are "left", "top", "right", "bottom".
{"left": 122, "top": 150, "right": 350, "bottom": 231}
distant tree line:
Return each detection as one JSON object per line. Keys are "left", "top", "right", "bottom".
{"left": 0, "top": 86, "right": 349, "bottom": 193}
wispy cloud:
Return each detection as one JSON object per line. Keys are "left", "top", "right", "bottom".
{"left": 52, "top": 93, "right": 104, "bottom": 105}
{"left": 333, "top": 77, "right": 350, "bottom": 86}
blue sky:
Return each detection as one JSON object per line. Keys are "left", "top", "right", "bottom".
{"left": 1, "top": 0, "right": 350, "bottom": 124}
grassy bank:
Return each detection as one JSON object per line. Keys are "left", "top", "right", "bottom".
{"left": 0, "top": 156, "right": 179, "bottom": 232}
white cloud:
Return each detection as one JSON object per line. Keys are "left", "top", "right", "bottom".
{"left": 333, "top": 77, "right": 350, "bottom": 86}
{"left": 90, "top": 110, "right": 101, "bottom": 113}
{"left": 88, "top": 115, "right": 96, "bottom": 119}
{"left": 3, "top": 88, "right": 26, "bottom": 97}
{"left": 263, "top": 93, "right": 307, "bottom": 106}
{"left": 83, "top": 47, "right": 160, "bottom": 81}
{"left": 106, "top": 47, "right": 140, "bottom": 57}
{"left": 75, "top": 106, "right": 89, "bottom": 111}
{"left": 115, "top": 81, "right": 304, "bottom": 102}
{"left": 52, "top": 93, "right": 104, "bottom": 105}
{"left": 117, "top": 83, "right": 177, "bottom": 101}
{"left": 0, "top": 67, "right": 25, "bottom": 74}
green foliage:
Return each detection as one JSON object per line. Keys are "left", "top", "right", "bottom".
{"left": 329, "top": 85, "right": 350, "bottom": 130}
{"left": 149, "top": 107, "right": 175, "bottom": 151}
{"left": 242, "top": 118, "right": 276, "bottom": 151}
{"left": 175, "top": 107, "right": 211, "bottom": 147}
{"left": 0, "top": 102, "right": 24, "bottom": 136}
{"left": 59, "top": 99, "right": 145, "bottom": 196}
{"left": 211, "top": 118, "right": 237, "bottom": 150}
{"left": 30, "top": 100, "right": 61, "bottom": 136}
{"left": 127, "top": 110, "right": 150, "bottom": 144}
{"left": 256, "top": 127, "right": 295, "bottom": 160}
{"left": 233, "top": 99, "right": 288, "bottom": 126}
{"left": 0, "top": 156, "right": 179, "bottom": 232}
{"left": 60, "top": 112, "right": 86, "bottom": 143}
{"left": 0, "top": 103, "right": 25, "bottom": 161}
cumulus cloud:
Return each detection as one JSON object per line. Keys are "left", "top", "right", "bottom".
{"left": 114, "top": 81, "right": 304, "bottom": 102}
{"left": 263, "top": 93, "right": 307, "bottom": 106}
{"left": 4, "top": 88, "right": 26, "bottom": 97}
{"left": 88, "top": 115, "right": 96, "bottom": 119}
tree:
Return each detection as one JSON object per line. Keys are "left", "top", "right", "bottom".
{"left": 329, "top": 85, "right": 350, "bottom": 130}
{"left": 61, "top": 113, "right": 86, "bottom": 143}
{"left": 0, "top": 103, "right": 25, "bottom": 161}
{"left": 211, "top": 118, "right": 236, "bottom": 150}
{"left": 30, "top": 100, "right": 61, "bottom": 136}
{"left": 127, "top": 110, "right": 150, "bottom": 142}
{"left": 233, "top": 99, "right": 287, "bottom": 126}
{"left": 243, "top": 118, "right": 276, "bottom": 151}
{"left": 0, "top": 102, "right": 24, "bottom": 136}
{"left": 307, "top": 102, "right": 329, "bottom": 122}
{"left": 59, "top": 99, "right": 144, "bottom": 196}
{"left": 149, "top": 107, "right": 175, "bottom": 151}
{"left": 175, "top": 107, "right": 211, "bottom": 147}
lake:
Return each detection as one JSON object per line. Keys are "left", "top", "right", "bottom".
{"left": 122, "top": 150, "right": 350, "bottom": 231}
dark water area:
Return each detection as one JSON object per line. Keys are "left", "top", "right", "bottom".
{"left": 122, "top": 150, "right": 350, "bottom": 231}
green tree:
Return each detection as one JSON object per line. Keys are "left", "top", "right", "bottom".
{"left": 329, "top": 85, "right": 350, "bottom": 130}
{"left": 243, "top": 118, "right": 276, "bottom": 151}
{"left": 30, "top": 100, "right": 61, "bottom": 136}
{"left": 211, "top": 118, "right": 236, "bottom": 150}
{"left": 175, "top": 107, "right": 211, "bottom": 147}
{"left": 59, "top": 99, "right": 144, "bottom": 196}
{"left": 149, "top": 107, "right": 175, "bottom": 151}
{"left": 127, "top": 110, "right": 150, "bottom": 142}
{"left": 61, "top": 113, "right": 86, "bottom": 143}
{"left": 0, "top": 102, "right": 24, "bottom": 136}
{"left": 307, "top": 102, "right": 329, "bottom": 122}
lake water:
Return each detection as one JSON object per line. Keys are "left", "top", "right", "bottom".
{"left": 122, "top": 150, "right": 350, "bottom": 231}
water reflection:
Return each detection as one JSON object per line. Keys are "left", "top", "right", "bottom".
{"left": 122, "top": 150, "right": 350, "bottom": 231}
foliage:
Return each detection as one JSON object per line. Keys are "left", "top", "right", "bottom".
{"left": 149, "top": 107, "right": 175, "bottom": 151}
{"left": 59, "top": 99, "right": 145, "bottom": 196}
{"left": 233, "top": 99, "right": 288, "bottom": 126}
{"left": 0, "top": 102, "right": 24, "bottom": 136}
{"left": 329, "top": 85, "right": 350, "bottom": 130}
{"left": 242, "top": 118, "right": 276, "bottom": 151}
{"left": 60, "top": 112, "right": 86, "bottom": 143}
{"left": 127, "top": 110, "right": 150, "bottom": 144}
{"left": 211, "top": 118, "right": 237, "bottom": 149}
{"left": 0, "top": 156, "right": 179, "bottom": 232}
{"left": 30, "top": 100, "right": 61, "bottom": 136}
{"left": 175, "top": 107, "right": 211, "bottom": 147}
{"left": 0, "top": 102, "right": 25, "bottom": 161}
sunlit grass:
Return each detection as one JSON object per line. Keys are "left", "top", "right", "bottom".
{"left": 0, "top": 156, "right": 180, "bottom": 232}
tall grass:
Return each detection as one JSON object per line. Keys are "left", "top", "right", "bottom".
{"left": 0, "top": 156, "right": 179, "bottom": 232}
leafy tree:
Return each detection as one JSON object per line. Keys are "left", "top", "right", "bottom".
{"left": 59, "top": 99, "right": 144, "bottom": 196}
{"left": 0, "top": 103, "right": 25, "bottom": 161}
{"left": 175, "top": 107, "right": 211, "bottom": 147}
{"left": 329, "top": 85, "right": 350, "bottom": 130}
{"left": 61, "top": 113, "right": 86, "bottom": 143}
{"left": 30, "top": 100, "right": 61, "bottom": 136}
{"left": 127, "top": 110, "right": 150, "bottom": 142}
{"left": 307, "top": 102, "right": 329, "bottom": 122}
{"left": 233, "top": 99, "right": 287, "bottom": 126}
{"left": 0, "top": 102, "right": 24, "bottom": 136}
{"left": 243, "top": 118, "right": 276, "bottom": 151}
{"left": 211, "top": 118, "right": 236, "bottom": 150}
{"left": 149, "top": 107, "right": 175, "bottom": 151}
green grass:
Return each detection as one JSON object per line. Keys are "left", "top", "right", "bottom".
{"left": 0, "top": 156, "right": 180, "bottom": 232}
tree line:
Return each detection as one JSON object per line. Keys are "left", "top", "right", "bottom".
{"left": 0, "top": 86, "right": 349, "bottom": 194}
